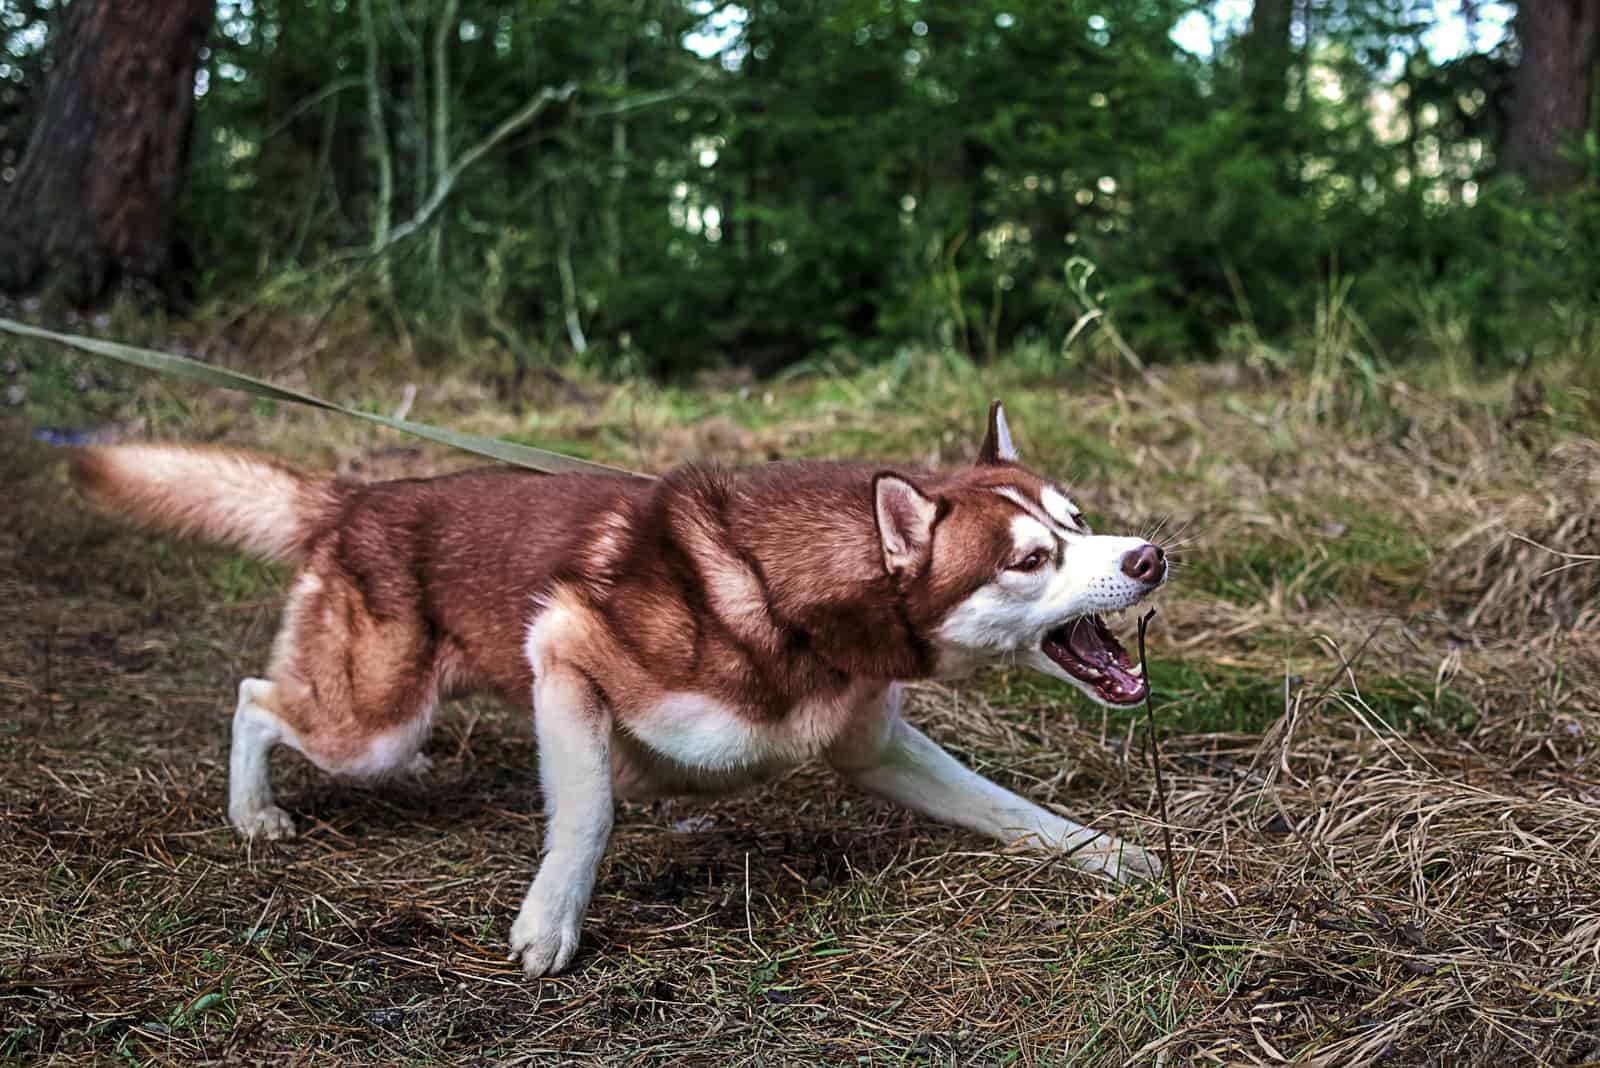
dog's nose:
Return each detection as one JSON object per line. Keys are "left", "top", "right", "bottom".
{"left": 1120, "top": 543, "right": 1167, "bottom": 585}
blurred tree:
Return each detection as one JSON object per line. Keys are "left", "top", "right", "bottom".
{"left": 1504, "top": 0, "right": 1599, "bottom": 193}
{"left": 0, "top": 0, "right": 214, "bottom": 304}
{"left": 0, "top": 0, "right": 56, "bottom": 184}
{"left": 1, "top": 0, "right": 1586, "bottom": 372}
{"left": 1242, "top": 0, "right": 1295, "bottom": 117}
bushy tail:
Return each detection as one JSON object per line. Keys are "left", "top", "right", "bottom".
{"left": 69, "top": 444, "right": 343, "bottom": 564}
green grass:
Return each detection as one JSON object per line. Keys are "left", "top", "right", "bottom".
{"left": 971, "top": 658, "right": 1285, "bottom": 734}
{"left": 1189, "top": 538, "right": 1342, "bottom": 605}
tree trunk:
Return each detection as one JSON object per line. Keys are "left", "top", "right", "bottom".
{"left": 1504, "top": 0, "right": 1600, "bottom": 194}
{"left": 1241, "top": 0, "right": 1295, "bottom": 117}
{"left": 0, "top": 0, "right": 214, "bottom": 304}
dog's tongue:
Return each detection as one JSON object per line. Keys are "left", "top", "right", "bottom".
{"left": 1045, "top": 615, "right": 1146, "bottom": 705}
{"left": 1067, "top": 619, "right": 1108, "bottom": 657}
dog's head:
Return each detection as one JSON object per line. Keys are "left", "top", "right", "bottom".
{"left": 874, "top": 402, "right": 1167, "bottom": 707}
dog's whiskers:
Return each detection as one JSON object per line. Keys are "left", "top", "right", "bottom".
{"left": 1159, "top": 531, "right": 1204, "bottom": 553}
{"left": 1155, "top": 516, "right": 1200, "bottom": 547}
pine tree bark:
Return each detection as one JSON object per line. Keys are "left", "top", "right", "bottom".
{"left": 1504, "top": 0, "right": 1600, "bottom": 194}
{"left": 1242, "top": 0, "right": 1295, "bottom": 117}
{"left": 0, "top": 0, "right": 213, "bottom": 303}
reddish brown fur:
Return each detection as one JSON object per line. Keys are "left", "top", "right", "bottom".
{"left": 70, "top": 444, "right": 1055, "bottom": 776}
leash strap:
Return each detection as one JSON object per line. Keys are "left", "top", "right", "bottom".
{"left": 0, "top": 316, "right": 653, "bottom": 480}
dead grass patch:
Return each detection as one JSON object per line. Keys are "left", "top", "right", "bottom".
{"left": 1450, "top": 440, "right": 1600, "bottom": 636}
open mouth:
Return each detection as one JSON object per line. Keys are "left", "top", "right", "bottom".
{"left": 1042, "top": 615, "right": 1147, "bottom": 706}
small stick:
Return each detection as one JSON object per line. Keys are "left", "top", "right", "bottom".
{"left": 1137, "top": 609, "right": 1181, "bottom": 914}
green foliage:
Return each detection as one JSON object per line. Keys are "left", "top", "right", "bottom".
{"left": 0, "top": 0, "right": 53, "bottom": 156}
{"left": 5, "top": 0, "right": 1597, "bottom": 375}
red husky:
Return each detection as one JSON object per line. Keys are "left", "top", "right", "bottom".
{"left": 69, "top": 402, "right": 1168, "bottom": 976}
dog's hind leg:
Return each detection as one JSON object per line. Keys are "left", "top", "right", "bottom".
{"left": 225, "top": 562, "right": 442, "bottom": 840}
{"left": 228, "top": 678, "right": 297, "bottom": 840}
{"left": 828, "top": 686, "right": 1161, "bottom": 885}
{"left": 508, "top": 665, "right": 615, "bottom": 978}
{"left": 226, "top": 666, "right": 436, "bottom": 840}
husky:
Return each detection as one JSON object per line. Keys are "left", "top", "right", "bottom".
{"left": 66, "top": 402, "right": 1169, "bottom": 977}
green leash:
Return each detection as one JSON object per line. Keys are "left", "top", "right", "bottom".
{"left": 0, "top": 316, "right": 652, "bottom": 479}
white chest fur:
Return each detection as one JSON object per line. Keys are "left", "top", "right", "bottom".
{"left": 607, "top": 681, "right": 881, "bottom": 800}
{"left": 625, "top": 682, "right": 878, "bottom": 772}
{"left": 525, "top": 597, "right": 883, "bottom": 799}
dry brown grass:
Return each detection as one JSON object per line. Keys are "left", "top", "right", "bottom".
{"left": 2, "top": 331, "right": 1598, "bottom": 1065}
{"left": 1451, "top": 439, "right": 1600, "bottom": 636}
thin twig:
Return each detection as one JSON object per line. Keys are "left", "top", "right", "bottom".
{"left": 286, "top": 89, "right": 340, "bottom": 265}
{"left": 1136, "top": 609, "right": 1180, "bottom": 913}
{"left": 575, "top": 81, "right": 704, "bottom": 118}
{"left": 357, "top": 0, "right": 394, "bottom": 290}
{"left": 253, "top": 76, "right": 364, "bottom": 151}
{"left": 428, "top": 0, "right": 459, "bottom": 281}
{"left": 333, "top": 81, "right": 579, "bottom": 263}
{"left": 1510, "top": 530, "right": 1600, "bottom": 577}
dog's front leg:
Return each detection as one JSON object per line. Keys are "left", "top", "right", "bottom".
{"left": 509, "top": 667, "right": 614, "bottom": 977}
{"left": 827, "top": 685, "right": 1161, "bottom": 884}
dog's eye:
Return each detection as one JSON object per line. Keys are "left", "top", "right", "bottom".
{"left": 1011, "top": 549, "right": 1049, "bottom": 572}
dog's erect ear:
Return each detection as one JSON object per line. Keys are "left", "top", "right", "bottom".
{"left": 873, "top": 474, "right": 939, "bottom": 574}
{"left": 976, "top": 401, "right": 1019, "bottom": 466}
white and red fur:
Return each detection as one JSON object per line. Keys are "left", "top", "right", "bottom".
{"left": 67, "top": 402, "right": 1169, "bottom": 977}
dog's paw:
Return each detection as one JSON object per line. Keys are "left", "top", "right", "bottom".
{"left": 232, "top": 805, "right": 297, "bottom": 841}
{"left": 507, "top": 900, "right": 584, "bottom": 978}
{"left": 1066, "top": 834, "right": 1162, "bottom": 885}
{"left": 407, "top": 752, "right": 434, "bottom": 777}
{"left": 1103, "top": 841, "right": 1163, "bottom": 885}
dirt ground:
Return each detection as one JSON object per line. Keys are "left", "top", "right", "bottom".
{"left": 2, "top": 354, "right": 1599, "bottom": 1065}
